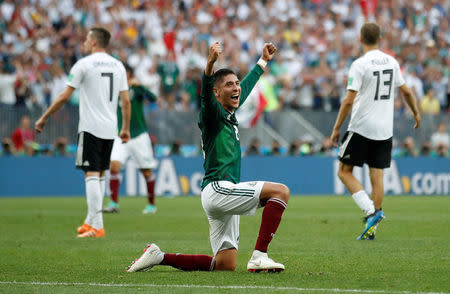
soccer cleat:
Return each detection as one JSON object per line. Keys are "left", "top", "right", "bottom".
{"left": 126, "top": 243, "right": 164, "bottom": 272}
{"left": 77, "top": 228, "right": 105, "bottom": 238}
{"left": 366, "top": 225, "right": 377, "bottom": 240}
{"left": 357, "top": 210, "right": 385, "bottom": 240}
{"left": 77, "top": 223, "right": 92, "bottom": 234}
{"left": 247, "top": 250, "right": 285, "bottom": 273}
{"left": 142, "top": 204, "right": 157, "bottom": 214}
{"left": 103, "top": 201, "right": 120, "bottom": 213}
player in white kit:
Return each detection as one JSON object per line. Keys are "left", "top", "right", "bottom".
{"left": 331, "top": 23, "right": 420, "bottom": 240}
{"left": 35, "top": 27, "right": 131, "bottom": 238}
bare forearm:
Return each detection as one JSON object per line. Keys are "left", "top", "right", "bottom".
{"left": 403, "top": 91, "right": 419, "bottom": 115}
{"left": 333, "top": 101, "right": 352, "bottom": 131}
{"left": 121, "top": 99, "right": 131, "bottom": 131}
{"left": 42, "top": 94, "right": 69, "bottom": 120}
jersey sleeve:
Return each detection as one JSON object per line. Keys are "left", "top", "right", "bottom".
{"left": 347, "top": 61, "right": 362, "bottom": 92}
{"left": 118, "top": 64, "right": 129, "bottom": 92}
{"left": 239, "top": 64, "right": 264, "bottom": 107}
{"left": 139, "top": 85, "right": 157, "bottom": 102}
{"left": 67, "top": 60, "right": 84, "bottom": 89}
{"left": 394, "top": 61, "right": 405, "bottom": 88}
{"left": 200, "top": 72, "right": 224, "bottom": 122}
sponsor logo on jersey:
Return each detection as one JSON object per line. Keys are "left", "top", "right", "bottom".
{"left": 348, "top": 77, "right": 353, "bottom": 86}
{"left": 68, "top": 74, "right": 74, "bottom": 82}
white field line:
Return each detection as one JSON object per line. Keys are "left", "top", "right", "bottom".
{"left": 0, "top": 281, "right": 448, "bottom": 294}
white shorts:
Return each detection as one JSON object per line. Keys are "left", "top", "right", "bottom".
{"left": 201, "top": 180, "right": 264, "bottom": 256}
{"left": 110, "top": 132, "right": 158, "bottom": 169}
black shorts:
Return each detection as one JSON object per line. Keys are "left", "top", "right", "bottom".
{"left": 75, "top": 131, "right": 114, "bottom": 172}
{"left": 338, "top": 131, "right": 392, "bottom": 169}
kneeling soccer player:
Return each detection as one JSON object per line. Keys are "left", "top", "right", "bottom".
{"left": 127, "top": 42, "right": 290, "bottom": 272}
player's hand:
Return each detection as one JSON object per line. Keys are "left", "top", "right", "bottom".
{"left": 208, "top": 42, "right": 222, "bottom": 64}
{"left": 120, "top": 130, "right": 130, "bottom": 143}
{"left": 330, "top": 129, "right": 340, "bottom": 147}
{"left": 34, "top": 117, "right": 46, "bottom": 133}
{"left": 413, "top": 112, "right": 421, "bottom": 129}
{"left": 262, "top": 43, "right": 277, "bottom": 62}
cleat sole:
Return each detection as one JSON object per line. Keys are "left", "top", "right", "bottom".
{"left": 248, "top": 268, "right": 284, "bottom": 273}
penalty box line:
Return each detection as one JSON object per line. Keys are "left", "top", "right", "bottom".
{"left": 0, "top": 281, "right": 448, "bottom": 294}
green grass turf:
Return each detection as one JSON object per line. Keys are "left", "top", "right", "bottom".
{"left": 0, "top": 196, "right": 449, "bottom": 294}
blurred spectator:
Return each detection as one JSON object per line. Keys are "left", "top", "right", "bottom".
{"left": 0, "top": 61, "right": 16, "bottom": 105}
{"left": 288, "top": 139, "right": 301, "bottom": 156}
{"left": 0, "top": 0, "right": 448, "bottom": 149}
{"left": 268, "top": 140, "right": 282, "bottom": 156}
{"left": 399, "top": 136, "right": 418, "bottom": 157}
{"left": 23, "top": 141, "right": 38, "bottom": 157}
{"left": 299, "top": 135, "right": 314, "bottom": 156}
{"left": 435, "top": 143, "right": 449, "bottom": 158}
{"left": 170, "top": 139, "right": 183, "bottom": 156}
{"left": 1, "top": 137, "right": 15, "bottom": 156}
{"left": 49, "top": 64, "right": 67, "bottom": 105}
{"left": 52, "top": 136, "right": 69, "bottom": 156}
{"left": 419, "top": 88, "right": 440, "bottom": 115}
{"left": 14, "top": 76, "right": 32, "bottom": 107}
{"left": 245, "top": 138, "right": 262, "bottom": 156}
{"left": 404, "top": 67, "right": 424, "bottom": 101}
{"left": 158, "top": 51, "right": 180, "bottom": 109}
{"left": 419, "top": 141, "right": 433, "bottom": 157}
{"left": 430, "top": 122, "right": 449, "bottom": 150}
{"left": 11, "top": 115, "right": 35, "bottom": 152}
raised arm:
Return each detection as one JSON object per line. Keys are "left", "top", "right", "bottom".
{"left": 240, "top": 43, "right": 277, "bottom": 106}
{"left": 205, "top": 42, "right": 221, "bottom": 77}
{"left": 201, "top": 42, "right": 222, "bottom": 108}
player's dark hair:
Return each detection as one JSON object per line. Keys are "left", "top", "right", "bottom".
{"left": 90, "top": 27, "right": 111, "bottom": 48}
{"left": 360, "top": 22, "right": 380, "bottom": 45}
{"left": 213, "top": 68, "right": 236, "bottom": 87}
{"left": 124, "top": 63, "right": 134, "bottom": 76}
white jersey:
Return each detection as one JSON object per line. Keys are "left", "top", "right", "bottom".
{"left": 67, "top": 52, "right": 128, "bottom": 139}
{"left": 347, "top": 49, "right": 405, "bottom": 140}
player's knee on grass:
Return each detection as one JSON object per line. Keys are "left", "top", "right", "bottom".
{"left": 214, "top": 249, "right": 237, "bottom": 271}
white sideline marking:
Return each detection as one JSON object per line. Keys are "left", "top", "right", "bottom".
{"left": 0, "top": 281, "right": 447, "bottom": 294}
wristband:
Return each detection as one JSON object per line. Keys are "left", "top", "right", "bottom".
{"left": 257, "top": 58, "right": 267, "bottom": 69}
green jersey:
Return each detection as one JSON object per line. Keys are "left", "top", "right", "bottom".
{"left": 198, "top": 65, "right": 264, "bottom": 189}
{"left": 117, "top": 85, "right": 156, "bottom": 138}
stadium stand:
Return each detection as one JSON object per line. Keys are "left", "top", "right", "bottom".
{"left": 0, "top": 0, "right": 448, "bottom": 157}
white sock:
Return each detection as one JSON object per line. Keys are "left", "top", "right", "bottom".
{"left": 85, "top": 176, "right": 104, "bottom": 230}
{"left": 352, "top": 190, "right": 375, "bottom": 215}
{"left": 99, "top": 176, "right": 105, "bottom": 198}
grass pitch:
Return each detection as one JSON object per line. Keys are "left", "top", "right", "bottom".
{"left": 0, "top": 196, "right": 449, "bottom": 293}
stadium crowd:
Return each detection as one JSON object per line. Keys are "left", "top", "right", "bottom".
{"left": 0, "top": 0, "right": 449, "bottom": 157}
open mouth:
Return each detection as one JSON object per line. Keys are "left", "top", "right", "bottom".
{"left": 231, "top": 95, "right": 239, "bottom": 102}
